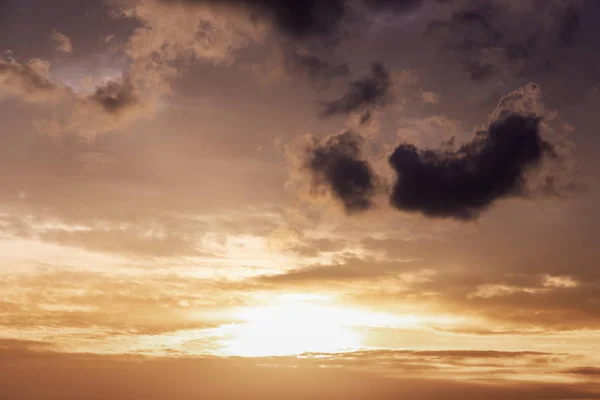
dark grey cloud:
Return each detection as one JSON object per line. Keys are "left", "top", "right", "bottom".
{"left": 159, "top": 0, "right": 347, "bottom": 42}
{"left": 363, "top": 0, "right": 423, "bottom": 13}
{"left": 159, "top": 0, "right": 432, "bottom": 40}
{"left": 305, "top": 82, "right": 564, "bottom": 220}
{"left": 321, "top": 63, "right": 392, "bottom": 117}
{"left": 389, "top": 113, "right": 553, "bottom": 219}
{"left": 427, "top": 0, "right": 585, "bottom": 81}
{"left": 156, "top": 1, "right": 431, "bottom": 84}
{"left": 244, "top": 0, "right": 347, "bottom": 41}
{"left": 306, "top": 131, "right": 377, "bottom": 213}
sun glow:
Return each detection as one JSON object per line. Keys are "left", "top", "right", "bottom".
{"left": 216, "top": 296, "right": 435, "bottom": 357}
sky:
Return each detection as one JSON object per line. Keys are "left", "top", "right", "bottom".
{"left": 1, "top": 0, "right": 600, "bottom": 398}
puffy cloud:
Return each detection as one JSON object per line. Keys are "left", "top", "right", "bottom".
{"left": 389, "top": 113, "right": 550, "bottom": 219}
{"left": 0, "top": 57, "right": 64, "bottom": 102}
{"left": 10, "top": 0, "right": 247, "bottom": 138}
{"left": 51, "top": 30, "right": 73, "bottom": 53}
{"left": 386, "top": 82, "right": 574, "bottom": 219}
{"left": 298, "top": 83, "right": 570, "bottom": 220}
{"left": 124, "top": 0, "right": 259, "bottom": 65}
{"left": 126, "top": 0, "right": 347, "bottom": 89}
{"left": 304, "top": 131, "right": 378, "bottom": 213}
{"left": 58, "top": 75, "right": 158, "bottom": 138}
{"left": 0, "top": 55, "right": 159, "bottom": 138}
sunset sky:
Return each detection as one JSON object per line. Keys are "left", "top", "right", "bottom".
{"left": 1, "top": 0, "right": 600, "bottom": 398}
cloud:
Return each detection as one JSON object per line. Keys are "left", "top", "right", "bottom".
{"left": 51, "top": 30, "right": 73, "bottom": 53}
{"left": 152, "top": 0, "right": 434, "bottom": 42}
{"left": 420, "top": 91, "right": 439, "bottom": 104}
{"left": 87, "top": 76, "right": 142, "bottom": 116}
{"left": 113, "top": 0, "right": 260, "bottom": 122}
{"left": 124, "top": 0, "right": 259, "bottom": 65}
{"left": 427, "top": 0, "right": 584, "bottom": 81}
{"left": 37, "top": 77, "right": 156, "bottom": 139}
{"left": 321, "top": 63, "right": 392, "bottom": 117}
{"left": 389, "top": 113, "right": 550, "bottom": 219}
{"left": 284, "top": 52, "right": 350, "bottom": 85}
{"left": 39, "top": 225, "right": 198, "bottom": 259}
{"left": 396, "top": 115, "right": 463, "bottom": 148}
{"left": 128, "top": 0, "right": 348, "bottom": 89}
{"left": 157, "top": 0, "right": 348, "bottom": 42}
{"left": 154, "top": 0, "right": 429, "bottom": 40}
{"left": 136, "top": 0, "right": 349, "bottom": 84}
{"left": 258, "top": 258, "right": 413, "bottom": 285}
{"left": 304, "top": 131, "right": 378, "bottom": 213}
{"left": 1, "top": 345, "right": 599, "bottom": 400}
{"left": 0, "top": 55, "right": 158, "bottom": 138}
{"left": 0, "top": 57, "right": 63, "bottom": 102}
{"left": 356, "top": 216, "right": 600, "bottom": 331}
{"left": 566, "top": 367, "right": 600, "bottom": 377}
{"left": 388, "top": 82, "right": 558, "bottom": 219}
{"left": 363, "top": 0, "right": 424, "bottom": 13}
{"left": 0, "top": 214, "right": 202, "bottom": 259}
{"left": 468, "top": 275, "right": 579, "bottom": 299}
{"left": 293, "top": 83, "right": 571, "bottom": 219}
{"left": 32, "top": 0, "right": 362, "bottom": 138}
{"left": 146, "top": 0, "right": 432, "bottom": 87}
{"left": 0, "top": 268, "right": 234, "bottom": 336}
